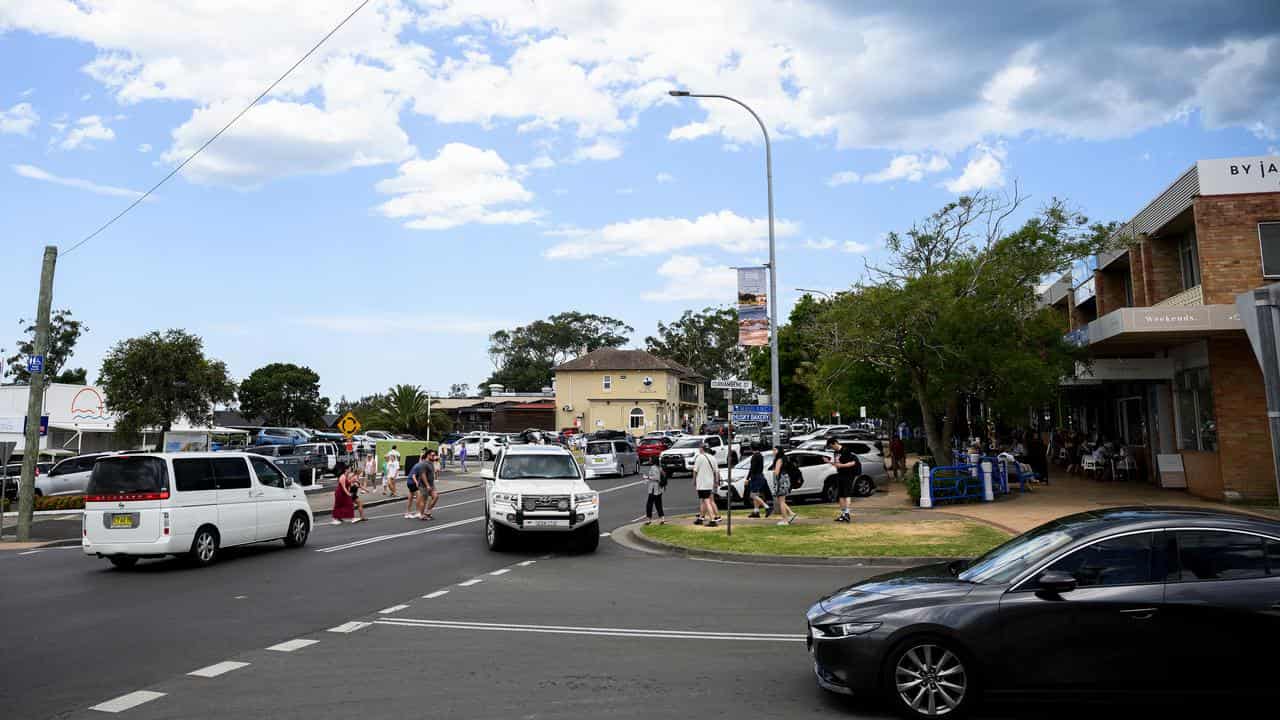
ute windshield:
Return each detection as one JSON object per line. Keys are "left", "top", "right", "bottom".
{"left": 670, "top": 438, "right": 703, "bottom": 449}
{"left": 499, "top": 454, "right": 580, "bottom": 480}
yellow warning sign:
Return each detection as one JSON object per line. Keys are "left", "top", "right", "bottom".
{"left": 337, "top": 412, "right": 362, "bottom": 438}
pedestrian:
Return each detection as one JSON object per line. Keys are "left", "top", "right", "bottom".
{"left": 405, "top": 451, "right": 429, "bottom": 519}
{"left": 384, "top": 444, "right": 401, "bottom": 496}
{"left": 644, "top": 459, "right": 666, "bottom": 524}
{"left": 827, "top": 438, "right": 861, "bottom": 523}
{"left": 439, "top": 442, "right": 450, "bottom": 469}
{"left": 692, "top": 441, "right": 721, "bottom": 527}
{"left": 330, "top": 467, "right": 357, "bottom": 525}
{"left": 746, "top": 446, "right": 772, "bottom": 519}
{"left": 889, "top": 434, "right": 907, "bottom": 482}
{"left": 362, "top": 451, "right": 377, "bottom": 491}
{"left": 345, "top": 465, "right": 366, "bottom": 523}
{"left": 458, "top": 441, "right": 469, "bottom": 473}
{"left": 770, "top": 446, "right": 798, "bottom": 525}
{"left": 417, "top": 450, "right": 441, "bottom": 520}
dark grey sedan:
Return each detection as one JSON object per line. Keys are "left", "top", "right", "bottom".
{"left": 806, "top": 506, "right": 1280, "bottom": 718}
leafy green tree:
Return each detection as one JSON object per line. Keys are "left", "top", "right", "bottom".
{"left": 448, "top": 383, "right": 470, "bottom": 397}
{"left": 98, "top": 330, "right": 236, "bottom": 445}
{"left": 3, "top": 309, "right": 89, "bottom": 384}
{"left": 485, "top": 311, "right": 633, "bottom": 391}
{"left": 238, "top": 363, "right": 329, "bottom": 427}
{"left": 372, "top": 384, "right": 452, "bottom": 438}
{"left": 748, "top": 296, "right": 822, "bottom": 418}
{"left": 644, "top": 306, "right": 747, "bottom": 408}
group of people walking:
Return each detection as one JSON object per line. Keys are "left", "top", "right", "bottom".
{"left": 329, "top": 444, "right": 445, "bottom": 525}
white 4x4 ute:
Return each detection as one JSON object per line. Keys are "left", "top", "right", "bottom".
{"left": 482, "top": 445, "right": 600, "bottom": 553}
{"left": 657, "top": 434, "right": 739, "bottom": 479}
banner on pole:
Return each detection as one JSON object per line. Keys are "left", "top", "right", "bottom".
{"left": 737, "top": 267, "right": 769, "bottom": 346}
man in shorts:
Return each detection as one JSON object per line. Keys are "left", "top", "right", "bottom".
{"left": 417, "top": 450, "right": 441, "bottom": 520}
{"left": 404, "top": 451, "right": 429, "bottom": 519}
{"left": 692, "top": 442, "right": 721, "bottom": 527}
{"left": 827, "top": 438, "right": 862, "bottom": 523}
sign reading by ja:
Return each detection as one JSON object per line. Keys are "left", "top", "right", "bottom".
{"left": 27, "top": 355, "right": 44, "bottom": 374}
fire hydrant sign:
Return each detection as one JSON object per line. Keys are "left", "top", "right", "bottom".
{"left": 337, "top": 412, "right": 362, "bottom": 438}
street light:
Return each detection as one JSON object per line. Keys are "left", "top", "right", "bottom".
{"left": 795, "top": 287, "right": 834, "bottom": 300}
{"left": 669, "top": 89, "right": 781, "bottom": 448}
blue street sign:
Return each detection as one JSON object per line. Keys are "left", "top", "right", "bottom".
{"left": 27, "top": 355, "right": 44, "bottom": 374}
{"left": 24, "top": 415, "right": 49, "bottom": 437}
{"left": 731, "top": 412, "right": 772, "bottom": 422}
{"left": 730, "top": 404, "right": 772, "bottom": 414}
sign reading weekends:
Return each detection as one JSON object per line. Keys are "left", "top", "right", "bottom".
{"left": 736, "top": 267, "right": 769, "bottom": 346}
{"left": 1198, "top": 156, "right": 1280, "bottom": 196}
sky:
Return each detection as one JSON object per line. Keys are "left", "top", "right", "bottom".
{"left": 2, "top": 1, "right": 1280, "bottom": 406}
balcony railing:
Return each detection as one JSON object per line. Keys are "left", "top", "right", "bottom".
{"left": 1154, "top": 285, "right": 1203, "bottom": 308}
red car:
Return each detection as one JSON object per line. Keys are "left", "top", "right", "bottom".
{"left": 637, "top": 436, "right": 673, "bottom": 464}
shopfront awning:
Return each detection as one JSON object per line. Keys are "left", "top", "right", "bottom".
{"left": 1077, "top": 304, "right": 1244, "bottom": 350}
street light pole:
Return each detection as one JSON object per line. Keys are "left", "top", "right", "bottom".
{"left": 669, "top": 90, "right": 781, "bottom": 449}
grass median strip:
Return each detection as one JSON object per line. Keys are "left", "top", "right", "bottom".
{"left": 641, "top": 506, "right": 1010, "bottom": 558}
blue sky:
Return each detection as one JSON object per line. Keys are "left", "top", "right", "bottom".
{"left": 2, "top": 1, "right": 1279, "bottom": 405}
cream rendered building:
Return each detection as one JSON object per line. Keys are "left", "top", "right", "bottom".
{"left": 553, "top": 348, "right": 706, "bottom": 434}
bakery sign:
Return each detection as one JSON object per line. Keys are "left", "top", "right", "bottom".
{"left": 1198, "top": 156, "right": 1280, "bottom": 196}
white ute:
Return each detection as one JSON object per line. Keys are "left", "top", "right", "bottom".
{"left": 482, "top": 444, "right": 600, "bottom": 553}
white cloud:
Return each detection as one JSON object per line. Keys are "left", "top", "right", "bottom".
{"left": 656, "top": 172, "right": 675, "bottom": 183}
{"left": 12, "top": 163, "right": 145, "bottom": 199}
{"left": 863, "top": 154, "right": 950, "bottom": 183}
{"left": 0, "top": 102, "right": 39, "bottom": 134}
{"left": 942, "top": 143, "right": 1007, "bottom": 193}
{"left": 19, "top": 88, "right": 35, "bottom": 97}
{"left": 375, "top": 142, "right": 540, "bottom": 230}
{"left": 640, "top": 255, "right": 737, "bottom": 302}
{"left": 543, "top": 210, "right": 799, "bottom": 260}
{"left": 137, "top": 143, "right": 152, "bottom": 153}
{"left": 843, "top": 241, "right": 870, "bottom": 254}
{"left": 57, "top": 115, "right": 114, "bottom": 150}
{"left": 805, "top": 237, "right": 835, "bottom": 249}
{"left": 572, "top": 137, "right": 623, "bottom": 162}
{"left": 826, "top": 170, "right": 860, "bottom": 187}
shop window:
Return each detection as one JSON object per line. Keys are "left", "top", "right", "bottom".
{"left": 1261, "top": 222, "right": 1280, "bottom": 279}
{"left": 1178, "top": 232, "right": 1201, "bottom": 290}
{"left": 1175, "top": 368, "right": 1216, "bottom": 452}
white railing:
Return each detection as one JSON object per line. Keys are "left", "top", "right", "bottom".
{"left": 1154, "top": 285, "right": 1203, "bottom": 308}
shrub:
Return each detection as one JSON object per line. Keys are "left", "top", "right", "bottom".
{"left": 906, "top": 456, "right": 934, "bottom": 505}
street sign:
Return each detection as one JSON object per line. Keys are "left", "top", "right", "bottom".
{"left": 710, "top": 378, "right": 752, "bottom": 391}
{"left": 337, "top": 412, "right": 362, "bottom": 438}
{"left": 24, "top": 415, "right": 48, "bottom": 437}
{"left": 731, "top": 404, "right": 772, "bottom": 413}
{"left": 26, "top": 355, "right": 43, "bottom": 374}
{"left": 730, "top": 404, "right": 773, "bottom": 423}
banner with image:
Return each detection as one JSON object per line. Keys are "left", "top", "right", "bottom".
{"left": 737, "top": 267, "right": 769, "bottom": 346}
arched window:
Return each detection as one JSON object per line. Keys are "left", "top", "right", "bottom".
{"left": 629, "top": 407, "right": 645, "bottom": 430}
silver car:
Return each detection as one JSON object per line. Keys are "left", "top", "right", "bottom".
{"left": 41, "top": 452, "right": 115, "bottom": 495}
{"left": 583, "top": 439, "right": 639, "bottom": 478}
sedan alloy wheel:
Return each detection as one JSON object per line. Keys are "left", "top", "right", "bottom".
{"left": 893, "top": 642, "right": 968, "bottom": 717}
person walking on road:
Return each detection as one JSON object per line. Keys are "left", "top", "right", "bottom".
{"left": 692, "top": 441, "right": 721, "bottom": 527}
{"left": 458, "top": 442, "right": 468, "bottom": 473}
{"left": 417, "top": 450, "right": 441, "bottom": 520}
{"left": 770, "top": 446, "right": 798, "bottom": 526}
{"left": 746, "top": 446, "right": 772, "bottom": 519}
{"left": 827, "top": 438, "right": 861, "bottom": 523}
{"left": 345, "top": 466, "right": 367, "bottom": 523}
{"left": 384, "top": 445, "right": 401, "bottom": 496}
{"left": 645, "top": 464, "right": 666, "bottom": 525}
{"left": 405, "top": 451, "right": 428, "bottom": 519}
{"left": 330, "top": 468, "right": 357, "bottom": 525}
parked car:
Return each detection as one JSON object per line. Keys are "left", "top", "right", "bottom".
{"left": 254, "top": 427, "right": 309, "bottom": 446}
{"left": 36, "top": 452, "right": 116, "bottom": 496}
{"left": 788, "top": 425, "right": 851, "bottom": 447}
{"left": 459, "top": 433, "right": 506, "bottom": 461}
{"left": 718, "top": 449, "right": 878, "bottom": 507}
{"left": 805, "top": 506, "right": 1280, "bottom": 717}
{"left": 2, "top": 461, "right": 56, "bottom": 499}
{"left": 637, "top": 436, "right": 673, "bottom": 465}
{"left": 482, "top": 444, "right": 599, "bottom": 553}
{"left": 83, "top": 452, "right": 313, "bottom": 569}
{"left": 243, "top": 445, "right": 307, "bottom": 484}
{"left": 584, "top": 438, "right": 640, "bottom": 478}
{"left": 658, "top": 434, "right": 740, "bottom": 478}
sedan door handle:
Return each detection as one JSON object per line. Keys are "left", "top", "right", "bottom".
{"left": 1119, "top": 608, "right": 1158, "bottom": 620}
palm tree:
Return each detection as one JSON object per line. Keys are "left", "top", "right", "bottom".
{"left": 376, "top": 384, "right": 429, "bottom": 434}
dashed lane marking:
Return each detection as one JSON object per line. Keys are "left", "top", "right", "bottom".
{"left": 314, "top": 516, "right": 483, "bottom": 553}
{"left": 328, "top": 622, "right": 371, "bottom": 633}
{"left": 489, "top": 568, "right": 510, "bottom": 576}
{"left": 422, "top": 590, "right": 449, "bottom": 599}
{"left": 267, "top": 639, "right": 319, "bottom": 652}
{"left": 188, "top": 661, "right": 249, "bottom": 678}
{"left": 373, "top": 618, "right": 807, "bottom": 643}
{"left": 378, "top": 604, "right": 410, "bottom": 614}
{"left": 458, "top": 578, "right": 483, "bottom": 587}
{"left": 90, "top": 690, "right": 166, "bottom": 713}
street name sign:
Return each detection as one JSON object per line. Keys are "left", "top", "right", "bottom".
{"left": 730, "top": 404, "right": 773, "bottom": 422}
{"left": 710, "top": 378, "right": 753, "bottom": 390}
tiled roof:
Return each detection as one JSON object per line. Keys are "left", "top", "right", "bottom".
{"left": 554, "top": 348, "right": 703, "bottom": 378}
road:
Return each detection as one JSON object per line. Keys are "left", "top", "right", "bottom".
{"left": 0, "top": 468, "right": 1250, "bottom": 720}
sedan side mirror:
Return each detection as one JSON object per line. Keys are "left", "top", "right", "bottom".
{"left": 1036, "top": 570, "right": 1077, "bottom": 594}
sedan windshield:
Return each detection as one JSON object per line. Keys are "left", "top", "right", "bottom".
{"left": 957, "top": 520, "right": 1089, "bottom": 584}
{"left": 498, "top": 454, "right": 581, "bottom": 480}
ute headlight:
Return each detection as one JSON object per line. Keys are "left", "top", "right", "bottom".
{"left": 814, "top": 622, "right": 881, "bottom": 638}
{"left": 574, "top": 493, "right": 598, "bottom": 506}
{"left": 492, "top": 492, "right": 518, "bottom": 506}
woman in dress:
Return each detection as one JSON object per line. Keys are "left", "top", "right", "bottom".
{"left": 330, "top": 467, "right": 357, "bottom": 525}
{"left": 770, "top": 446, "right": 798, "bottom": 526}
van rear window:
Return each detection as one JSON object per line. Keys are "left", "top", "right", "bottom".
{"left": 586, "top": 442, "right": 612, "bottom": 455}
{"left": 87, "top": 457, "right": 168, "bottom": 496}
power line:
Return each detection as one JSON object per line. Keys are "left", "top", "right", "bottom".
{"left": 62, "top": 0, "right": 374, "bottom": 257}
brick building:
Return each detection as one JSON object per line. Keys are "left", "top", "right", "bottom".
{"left": 1042, "top": 155, "right": 1280, "bottom": 502}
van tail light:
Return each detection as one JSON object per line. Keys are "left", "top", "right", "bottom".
{"left": 85, "top": 491, "right": 169, "bottom": 502}
{"left": 162, "top": 511, "right": 170, "bottom": 536}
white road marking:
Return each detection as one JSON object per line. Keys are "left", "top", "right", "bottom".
{"left": 378, "top": 604, "right": 409, "bottom": 614}
{"left": 599, "top": 479, "right": 646, "bottom": 494}
{"left": 599, "top": 532, "right": 611, "bottom": 537}
{"left": 517, "top": 560, "right": 536, "bottom": 567}
{"left": 188, "top": 661, "right": 249, "bottom": 678}
{"left": 315, "top": 516, "right": 483, "bottom": 553}
{"left": 328, "top": 621, "right": 371, "bottom": 633}
{"left": 422, "top": 590, "right": 449, "bottom": 599}
{"left": 18, "top": 550, "right": 40, "bottom": 555}
{"left": 90, "top": 690, "right": 166, "bottom": 713}
{"left": 374, "top": 618, "right": 806, "bottom": 643}
{"left": 458, "top": 578, "right": 483, "bottom": 587}
{"left": 267, "top": 638, "right": 319, "bottom": 652}
{"left": 489, "top": 568, "right": 510, "bottom": 576}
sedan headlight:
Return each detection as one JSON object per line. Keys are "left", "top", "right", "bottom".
{"left": 574, "top": 492, "right": 598, "bottom": 506}
{"left": 813, "top": 621, "right": 881, "bottom": 638}
{"left": 492, "top": 492, "right": 518, "bottom": 506}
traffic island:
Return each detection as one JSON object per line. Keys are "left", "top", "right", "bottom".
{"left": 623, "top": 505, "right": 1011, "bottom": 565}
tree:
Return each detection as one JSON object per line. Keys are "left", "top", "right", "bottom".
{"left": 448, "top": 383, "right": 470, "bottom": 397}
{"left": 238, "top": 363, "right": 329, "bottom": 427}
{"left": 644, "top": 306, "right": 747, "bottom": 408}
{"left": 747, "top": 296, "right": 821, "bottom": 418}
{"left": 807, "top": 191, "right": 1114, "bottom": 463}
{"left": 373, "top": 384, "right": 451, "bottom": 438}
{"left": 3, "top": 308, "right": 89, "bottom": 384}
{"left": 98, "top": 330, "right": 236, "bottom": 445}
{"left": 485, "top": 311, "right": 633, "bottom": 391}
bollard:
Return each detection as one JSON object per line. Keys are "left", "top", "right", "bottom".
{"left": 980, "top": 460, "right": 994, "bottom": 502}
{"left": 311, "top": 468, "right": 317, "bottom": 487}
{"left": 919, "top": 462, "right": 932, "bottom": 508}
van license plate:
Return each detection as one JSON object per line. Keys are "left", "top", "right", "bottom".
{"left": 591, "top": 457, "right": 606, "bottom": 463}
{"left": 110, "top": 514, "right": 136, "bottom": 529}
{"left": 524, "top": 519, "right": 568, "bottom": 528}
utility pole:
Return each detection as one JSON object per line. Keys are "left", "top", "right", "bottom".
{"left": 18, "top": 246, "right": 57, "bottom": 542}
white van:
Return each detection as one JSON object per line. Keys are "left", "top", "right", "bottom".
{"left": 82, "top": 452, "right": 313, "bottom": 569}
